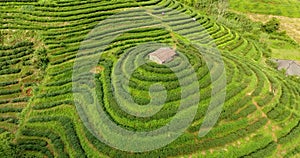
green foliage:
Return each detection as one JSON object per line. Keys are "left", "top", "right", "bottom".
{"left": 245, "top": 141, "right": 277, "bottom": 158}
{"left": 278, "top": 121, "right": 300, "bottom": 144}
{"left": 266, "top": 59, "right": 278, "bottom": 69}
{"left": 0, "top": 31, "right": 3, "bottom": 45}
{"left": 229, "top": 0, "right": 300, "bottom": 18}
{"left": 0, "top": 132, "right": 16, "bottom": 158}
{"left": 0, "top": 0, "right": 299, "bottom": 157}
{"left": 33, "top": 48, "right": 49, "bottom": 71}
{"left": 21, "top": 127, "right": 68, "bottom": 157}
{"left": 27, "top": 116, "right": 86, "bottom": 157}
{"left": 178, "top": 0, "right": 228, "bottom": 16}
{"left": 262, "top": 17, "right": 280, "bottom": 33}
{"left": 221, "top": 12, "right": 260, "bottom": 34}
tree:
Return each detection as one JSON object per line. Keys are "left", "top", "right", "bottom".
{"left": 262, "top": 17, "right": 280, "bottom": 33}
{"left": 33, "top": 48, "right": 49, "bottom": 71}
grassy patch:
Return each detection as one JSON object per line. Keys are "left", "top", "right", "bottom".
{"left": 271, "top": 48, "right": 300, "bottom": 61}
{"left": 229, "top": 0, "right": 300, "bottom": 18}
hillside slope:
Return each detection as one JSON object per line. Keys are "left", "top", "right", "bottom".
{"left": 0, "top": 0, "right": 300, "bottom": 157}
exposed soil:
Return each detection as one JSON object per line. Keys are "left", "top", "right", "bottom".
{"left": 26, "top": 88, "right": 32, "bottom": 96}
{"left": 90, "top": 66, "right": 104, "bottom": 74}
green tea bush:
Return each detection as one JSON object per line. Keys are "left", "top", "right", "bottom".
{"left": 21, "top": 127, "right": 68, "bottom": 157}
{"left": 33, "top": 100, "right": 74, "bottom": 110}
{"left": 0, "top": 80, "right": 19, "bottom": 87}
{"left": 0, "top": 107, "right": 23, "bottom": 113}
{"left": 12, "top": 97, "right": 29, "bottom": 103}
{"left": 262, "top": 17, "right": 280, "bottom": 33}
{"left": 0, "top": 89, "right": 21, "bottom": 95}
{"left": 0, "top": 68, "right": 21, "bottom": 75}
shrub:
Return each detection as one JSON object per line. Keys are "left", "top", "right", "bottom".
{"left": 0, "top": 68, "right": 21, "bottom": 75}
{"left": 0, "top": 108, "right": 23, "bottom": 113}
{"left": 12, "top": 97, "right": 29, "bottom": 103}
{"left": 21, "top": 127, "right": 68, "bottom": 157}
{"left": 278, "top": 122, "right": 300, "bottom": 144}
{"left": 33, "top": 100, "right": 74, "bottom": 110}
{"left": 262, "top": 17, "right": 280, "bottom": 33}
{"left": 0, "top": 80, "right": 19, "bottom": 87}
{"left": 266, "top": 59, "right": 278, "bottom": 69}
{"left": 0, "top": 89, "right": 21, "bottom": 95}
{"left": 0, "top": 132, "right": 16, "bottom": 158}
{"left": 33, "top": 48, "right": 49, "bottom": 71}
{"left": 0, "top": 31, "right": 3, "bottom": 45}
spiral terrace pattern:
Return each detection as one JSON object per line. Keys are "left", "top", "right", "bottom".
{"left": 0, "top": 0, "right": 300, "bottom": 157}
{"left": 72, "top": 4, "right": 227, "bottom": 151}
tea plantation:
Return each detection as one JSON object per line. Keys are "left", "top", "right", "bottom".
{"left": 0, "top": 0, "right": 299, "bottom": 157}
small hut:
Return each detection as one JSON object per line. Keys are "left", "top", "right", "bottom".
{"left": 276, "top": 59, "right": 300, "bottom": 76}
{"left": 149, "top": 47, "right": 176, "bottom": 64}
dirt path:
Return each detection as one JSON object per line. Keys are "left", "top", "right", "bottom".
{"left": 170, "top": 32, "right": 179, "bottom": 50}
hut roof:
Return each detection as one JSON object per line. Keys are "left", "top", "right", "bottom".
{"left": 149, "top": 47, "right": 176, "bottom": 63}
{"left": 276, "top": 59, "right": 300, "bottom": 76}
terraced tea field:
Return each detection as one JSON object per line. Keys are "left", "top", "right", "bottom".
{"left": 0, "top": 0, "right": 300, "bottom": 157}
